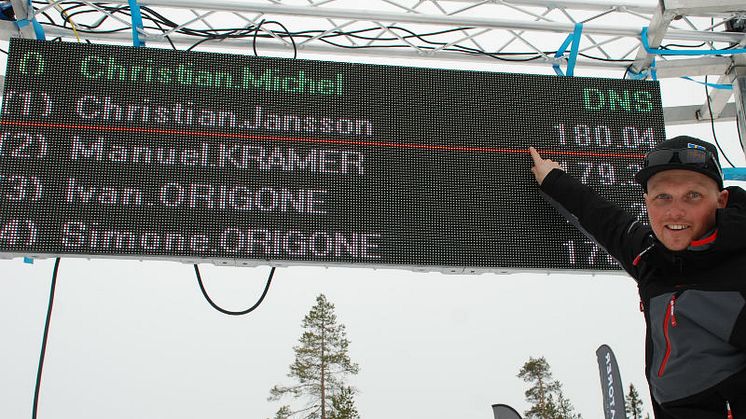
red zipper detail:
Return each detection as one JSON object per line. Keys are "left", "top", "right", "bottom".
{"left": 690, "top": 229, "right": 718, "bottom": 248}
{"left": 633, "top": 254, "right": 642, "bottom": 266}
{"left": 657, "top": 295, "right": 677, "bottom": 377}
{"left": 670, "top": 295, "right": 677, "bottom": 327}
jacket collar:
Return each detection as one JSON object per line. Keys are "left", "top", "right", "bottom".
{"left": 688, "top": 229, "right": 717, "bottom": 251}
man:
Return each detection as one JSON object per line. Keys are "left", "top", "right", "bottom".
{"left": 530, "top": 135, "right": 746, "bottom": 418}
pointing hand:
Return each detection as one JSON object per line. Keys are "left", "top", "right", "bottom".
{"left": 529, "top": 147, "right": 562, "bottom": 185}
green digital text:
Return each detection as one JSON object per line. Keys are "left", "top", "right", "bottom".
{"left": 582, "top": 88, "right": 653, "bottom": 112}
{"left": 79, "top": 55, "right": 344, "bottom": 96}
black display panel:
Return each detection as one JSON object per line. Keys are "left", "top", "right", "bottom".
{"left": 0, "top": 39, "right": 665, "bottom": 271}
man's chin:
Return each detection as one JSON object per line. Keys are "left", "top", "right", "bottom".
{"left": 660, "top": 238, "right": 691, "bottom": 252}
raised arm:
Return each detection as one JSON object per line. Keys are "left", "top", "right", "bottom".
{"left": 528, "top": 146, "right": 651, "bottom": 275}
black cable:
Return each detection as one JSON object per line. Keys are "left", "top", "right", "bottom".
{"left": 30, "top": 3, "right": 632, "bottom": 65}
{"left": 319, "top": 24, "right": 548, "bottom": 61}
{"left": 32, "top": 258, "right": 61, "bottom": 419}
{"left": 186, "top": 35, "right": 217, "bottom": 52}
{"left": 29, "top": 6, "right": 532, "bottom": 62}
{"left": 577, "top": 53, "right": 633, "bottom": 63}
{"left": 194, "top": 265, "right": 275, "bottom": 316}
{"left": 38, "top": 10, "right": 54, "bottom": 26}
{"left": 701, "top": 17, "right": 736, "bottom": 167}
{"left": 622, "top": 64, "right": 632, "bottom": 80}
{"left": 31, "top": 2, "right": 485, "bottom": 44}
{"left": 313, "top": 36, "right": 545, "bottom": 61}
{"left": 293, "top": 24, "right": 477, "bottom": 43}
{"left": 139, "top": 5, "right": 182, "bottom": 29}
{"left": 42, "top": 5, "right": 477, "bottom": 41}
{"left": 145, "top": 10, "right": 176, "bottom": 50}
{"left": 253, "top": 19, "right": 297, "bottom": 59}
{"left": 187, "top": 27, "right": 255, "bottom": 51}
{"left": 704, "top": 75, "right": 736, "bottom": 167}
{"left": 32, "top": 5, "right": 544, "bottom": 61}
{"left": 659, "top": 42, "right": 706, "bottom": 49}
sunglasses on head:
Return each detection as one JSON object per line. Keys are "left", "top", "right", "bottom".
{"left": 643, "top": 148, "right": 722, "bottom": 177}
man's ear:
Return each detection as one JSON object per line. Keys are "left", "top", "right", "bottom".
{"left": 718, "top": 188, "right": 729, "bottom": 209}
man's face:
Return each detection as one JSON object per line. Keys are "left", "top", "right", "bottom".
{"left": 644, "top": 169, "right": 729, "bottom": 251}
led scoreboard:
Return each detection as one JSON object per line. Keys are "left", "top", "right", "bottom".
{"left": 0, "top": 39, "right": 665, "bottom": 271}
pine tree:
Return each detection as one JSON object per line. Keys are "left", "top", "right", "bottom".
{"left": 625, "top": 384, "right": 644, "bottom": 419}
{"left": 553, "top": 386, "right": 582, "bottom": 419}
{"left": 269, "top": 294, "right": 360, "bottom": 419}
{"left": 328, "top": 386, "right": 360, "bottom": 419}
{"left": 272, "top": 406, "right": 291, "bottom": 419}
{"left": 518, "top": 357, "right": 560, "bottom": 419}
{"left": 518, "top": 356, "right": 581, "bottom": 419}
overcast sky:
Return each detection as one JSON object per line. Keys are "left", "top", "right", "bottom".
{"left": 3, "top": 2, "right": 746, "bottom": 418}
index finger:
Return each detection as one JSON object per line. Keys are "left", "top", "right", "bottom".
{"left": 529, "top": 146, "right": 543, "bottom": 164}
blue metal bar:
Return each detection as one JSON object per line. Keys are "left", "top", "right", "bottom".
{"left": 723, "top": 168, "right": 746, "bottom": 181}
{"left": 552, "top": 23, "right": 582, "bottom": 77}
{"left": 680, "top": 76, "right": 733, "bottom": 90}
{"left": 129, "top": 0, "right": 145, "bottom": 47}
{"left": 16, "top": 0, "right": 45, "bottom": 40}
{"left": 566, "top": 22, "right": 582, "bottom": 77}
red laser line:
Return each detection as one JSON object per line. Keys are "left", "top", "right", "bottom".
{"left": 0, "top": 120, "right": 646, "bottom": 159}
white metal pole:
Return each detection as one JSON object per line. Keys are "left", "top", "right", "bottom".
{"left": 96, "top": 0, "right": 742, "bottom": 42}
{"left": 733, "top": 71, "right": 746, "bottom": 154}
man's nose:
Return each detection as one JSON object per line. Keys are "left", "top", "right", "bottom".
{"left": 666, "top": 201, "right": 686, "bottom": 219}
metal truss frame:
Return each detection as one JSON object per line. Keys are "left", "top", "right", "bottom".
{"left": 1, "top": 0, "right": 746, "bottom": 127}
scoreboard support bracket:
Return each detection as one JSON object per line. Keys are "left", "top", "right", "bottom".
{"left": 128, "top": 0, "right": 146, "bottom": 47}
{"left": 553, "top": 22, "right": 583, "bottom": 77}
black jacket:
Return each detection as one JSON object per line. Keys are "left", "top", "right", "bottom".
{"left": 540, "top": 168, "right": 746, "bottom": 404}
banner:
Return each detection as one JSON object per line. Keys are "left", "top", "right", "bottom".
{"left": 596, "top": 344, "right": 626, "bottom": 419}
{"left": 492, "top": 404, "right": 522, "bottom": 419}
